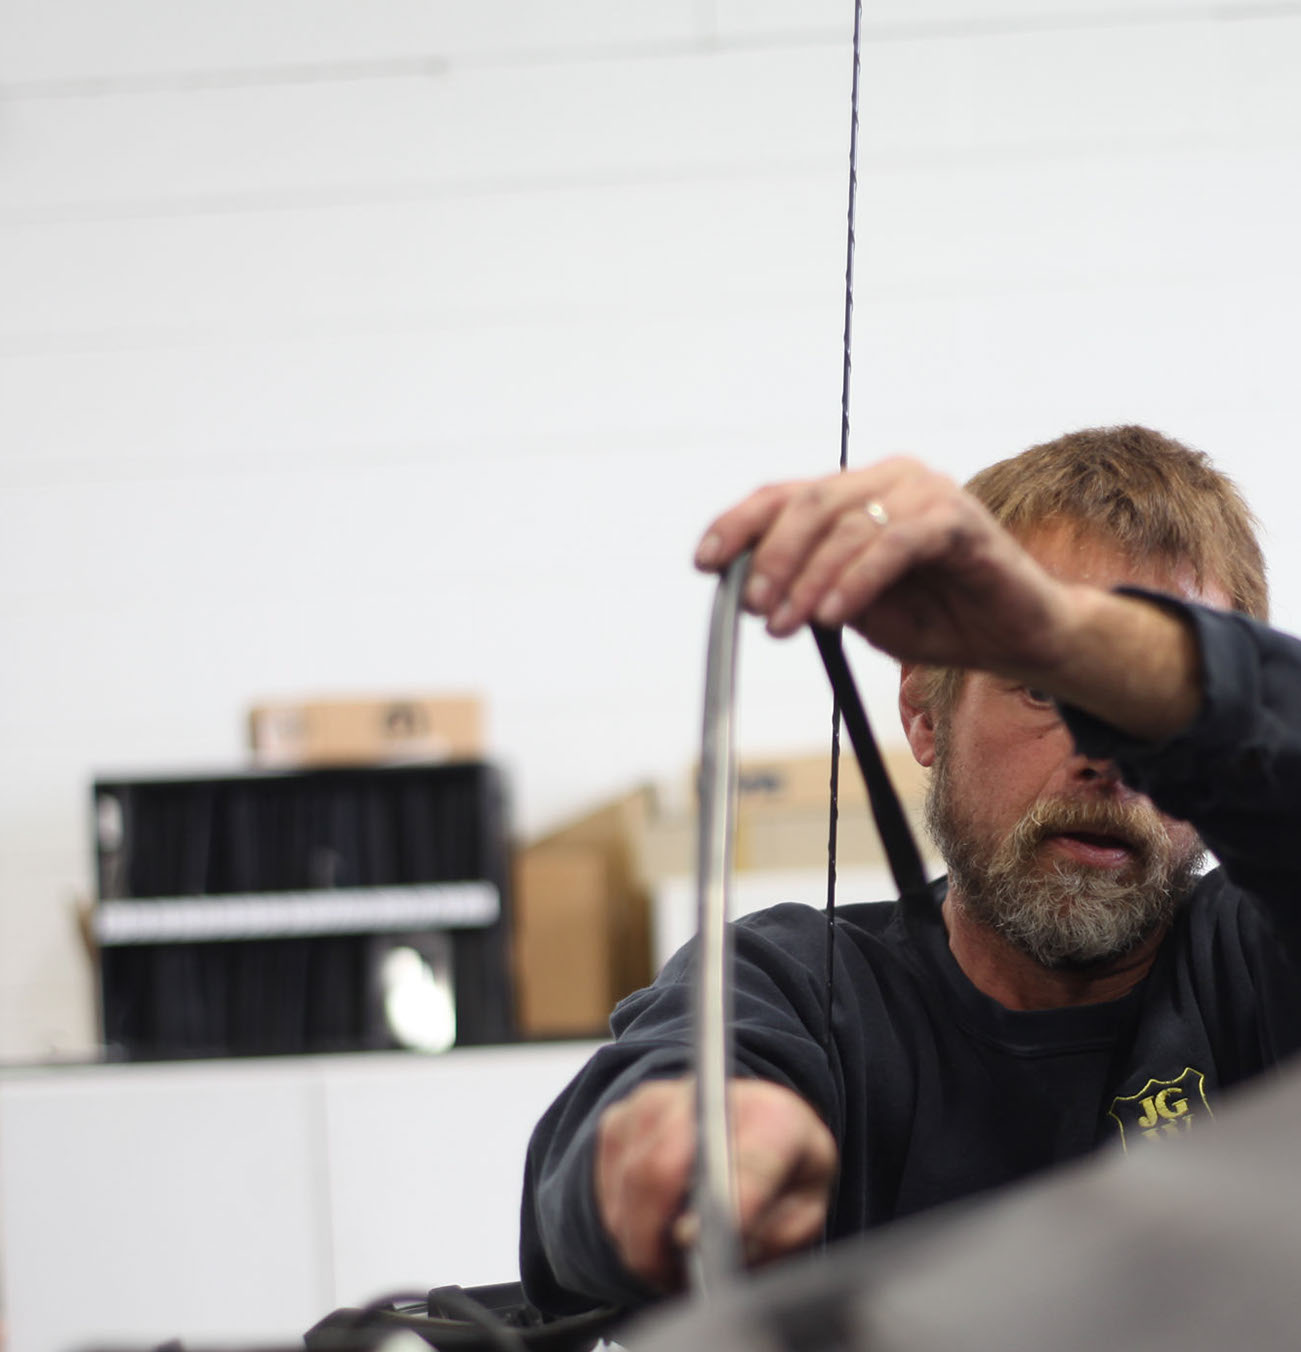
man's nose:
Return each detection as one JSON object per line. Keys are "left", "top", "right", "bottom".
{"left": 1072, "top": 754, "right": 1127, "bottom": 791}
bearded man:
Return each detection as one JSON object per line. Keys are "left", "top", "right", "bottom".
{"left": 519, "top": 426, "right": 1301, "bottom": 1314}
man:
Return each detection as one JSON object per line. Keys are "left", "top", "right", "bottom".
{"left": 519, "top": 425, "right": 1301, "bottom": 1313}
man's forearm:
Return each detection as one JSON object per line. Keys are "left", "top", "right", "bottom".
{"left": 1008, "top": 587, "right": 1206, "bottom": 744}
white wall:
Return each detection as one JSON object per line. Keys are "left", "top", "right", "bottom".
{"left": 3, "top": 0, "right": 1301, "bottom": 1061}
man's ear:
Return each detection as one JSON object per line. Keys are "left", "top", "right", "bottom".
{"left": 899, "top": 664, "right": 938, "bottom": 769}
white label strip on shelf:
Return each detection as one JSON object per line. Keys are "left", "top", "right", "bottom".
{"left": 94, "top": 882, "right": 500, "bottom": 946}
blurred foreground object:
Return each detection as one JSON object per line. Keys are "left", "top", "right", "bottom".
{"left": 626, "top": 1055, "right": 1301, "bottom": 1352}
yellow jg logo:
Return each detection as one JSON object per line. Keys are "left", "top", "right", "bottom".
{"left": 1107, "top": 1068, "right": 1213, "bottom": 1152}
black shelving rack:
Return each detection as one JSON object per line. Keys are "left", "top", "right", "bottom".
{"left": 92, "top": 762, "right": 514, "bottom": 1060}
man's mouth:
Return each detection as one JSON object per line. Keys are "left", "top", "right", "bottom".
{"left": 1044, "top": 830, "right": 1138, "bottom": 869}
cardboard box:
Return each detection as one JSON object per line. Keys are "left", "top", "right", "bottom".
{"left": 512, "top": 788, "right": 657, "bottom": 1039}
{"left": 510, "top": 750, "right": 930, "bottom": 1035}
{"left": 513, "top": 847, "right": 614, "bottom": 1037}
{"left": 645, "top": 747, "right": 931, "bottom": 878}
{"left": 248, "top": 694, "right": 483, "bottom": 767}
{"left": 729, "top": 748, "right": 927, "bottom": 813}
{"left": 734, "top": 751, "right": 872, "bottom": 812}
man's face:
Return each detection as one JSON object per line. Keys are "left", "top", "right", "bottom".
{"left": 924, "top": 522, "right": 1224, "bottom": 970}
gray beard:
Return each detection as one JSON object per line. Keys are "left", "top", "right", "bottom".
{"left": 925, "top": 751, "right": 1204, "bottom": 971}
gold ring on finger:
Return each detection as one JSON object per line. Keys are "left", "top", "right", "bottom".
{"left": 864, "top": 499, "right": 890, "bottom": 529}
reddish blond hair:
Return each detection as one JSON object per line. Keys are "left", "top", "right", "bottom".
{"left": 916, "top": 424, "right": 1267, "bottom": 713}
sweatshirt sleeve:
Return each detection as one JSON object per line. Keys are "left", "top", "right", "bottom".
{"left": 518, "top": 1038, "right": 693, "bottom": 1314}
{"left": 1058, "top": 591, "right": 1301, "bottom": 904}
{"left": 518, "top": 905, "right": 840, "bottom": 1314}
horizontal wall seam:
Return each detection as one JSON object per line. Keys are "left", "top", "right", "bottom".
{"left": 3, "top": 5, "right": 1300, "bottom": 100}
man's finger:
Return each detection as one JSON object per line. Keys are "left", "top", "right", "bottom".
{"left": 595, "top": 1082, "right": 697, "bottom": 1291}
{"left": 603, "top": 1135, "right": 692, "bottom": 1290}
{"left": 740, "top": 461, "right": 919, "bottom": 618}
{"left": 763, "top": 469, "right": 943, "bottom": 637}
{"left": 728, "top": 1093, "right": 837, "bottom": 1259}
{"left": 694, "top": 482, "right": 799, "bottom": 574}
{"left": 743, "top": 1190, "right": 832, "bottom": 1267}
{"left": 670, "top": 1210, "right": 700, "bottom": 1251}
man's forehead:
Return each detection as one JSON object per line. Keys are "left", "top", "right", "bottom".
{"left": 1017, "top": 520, "right": 1230, "bottom": 610}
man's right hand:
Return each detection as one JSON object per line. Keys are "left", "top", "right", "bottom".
{"left": 594, "top": 1076, "right": 838, "bottom": 1292}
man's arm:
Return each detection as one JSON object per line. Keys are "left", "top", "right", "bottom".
{"left": 1057, "top": 596, "right": 1301, "bottom": 906}
{"left": 521, "top": 907, "right": 845, "bottom": 1311}
{"left": 694, "top": 458, "right": 1206, "bottom": 740}
{"left": 697, "top": 458, "right": 1301, "bottom": 901}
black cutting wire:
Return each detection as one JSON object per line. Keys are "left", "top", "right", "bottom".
{"left": 823, "top": 0, "right": 866, "bottom": 1055}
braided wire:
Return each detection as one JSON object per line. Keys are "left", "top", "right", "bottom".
{"left": 825, "top": 0, "right": 865, "bottom": 1053}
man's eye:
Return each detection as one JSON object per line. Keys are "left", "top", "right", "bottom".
{"left": 1023, "top": 687, "right": 1055, "bottom": 708}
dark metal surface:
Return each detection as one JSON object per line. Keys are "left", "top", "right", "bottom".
{"left": 627, "top": 1058, "right": 1301, "bottom": 1352}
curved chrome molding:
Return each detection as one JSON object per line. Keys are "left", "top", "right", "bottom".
{"left": 689, "top": 549, "right": 751, "bottom": 1293}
